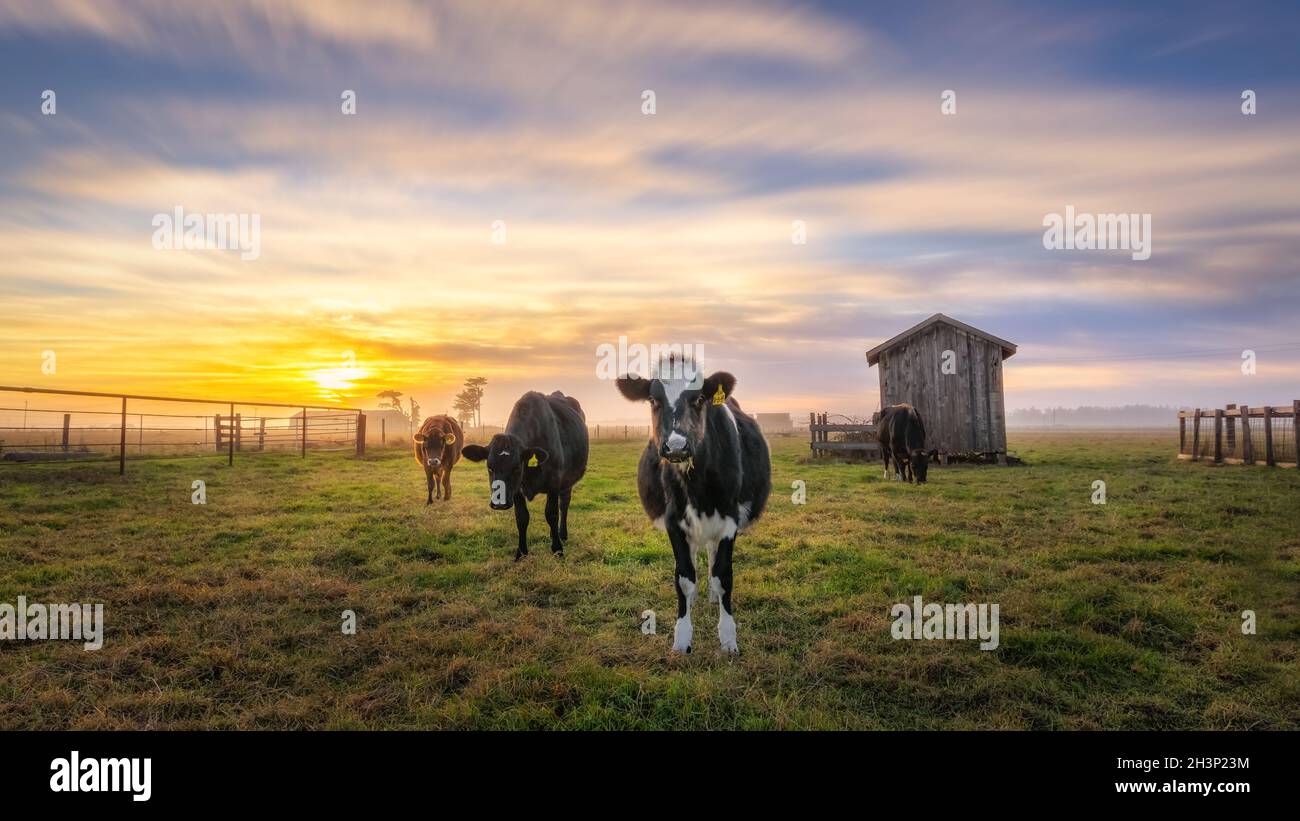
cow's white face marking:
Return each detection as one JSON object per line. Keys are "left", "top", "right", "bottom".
{"left": 499, "top": 450, "right": 509, "bottom": 456}
{"left": 660, "top": 377, "right": 688, "bottom": 408}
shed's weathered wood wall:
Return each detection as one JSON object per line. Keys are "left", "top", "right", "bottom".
{"left": 877, "top": 322, "right": 1007, "bottom": 455}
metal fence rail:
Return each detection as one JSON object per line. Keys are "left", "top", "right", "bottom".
{"left": 0, "top": 385, "right": 366, "bottom": 474}
{"left": 1177, "top": 401, "right": 1300, "bottom": 467}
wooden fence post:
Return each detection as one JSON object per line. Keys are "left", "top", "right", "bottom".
{"left": 258, "top": 418, "right": 266, "bottom": 451}
{"left": 381, "top": 418, "right": 386, "bottom": 447}
{"left": 1178, "top": 412, "right": 1185, "bottom": 454}
{"left": 119, "top": 397, "right": 127, "bottom": 475}
{"left": 62, "top": 413, "right": 70, "bottom": 452}
{"left": 228, "top": 403, "right": 234, "bottom": 466}
{"left": 1191, "top": 409, "right": 1201, "bottom": 460}
{"left": 1240, "top": 404, "right": 1253, "bottom": 464}
{"left": 1213, "top": 409, "right": 1223, "bottom": 462}
{"left": 1263, "top": 406, "right": 1274, "bottom": 466}
{"left": 1211, "top": 407, "right": 1222, "bottom": 462}
{"left": 1293, "top": 400, "right": 1300, "bottom": 469}
{"left": 1225, "top": 403, "right": 1236, "bottom": 454}
{"left": 234, "top": 413, "right": 242, "bottom": 453}
{"left": 214, "top": 414, "right": 223, "bottom": 451}
{"left": 355, "top": 413, "right": 366, "bottom": 457}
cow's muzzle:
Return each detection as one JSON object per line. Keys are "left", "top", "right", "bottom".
{"left": 660, "top": 443, "right": 692, "bottom": 463}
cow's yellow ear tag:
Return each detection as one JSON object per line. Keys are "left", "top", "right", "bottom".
{"left": 444, "top": 434, "right": 455, "bottom": 445}
{"left": 712, "top": 385, "right": 726, "bottom": 406}
{"left": 527, "top": 454, "right": 539, "bottom": 467}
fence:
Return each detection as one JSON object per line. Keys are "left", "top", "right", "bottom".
{"left": 1177, "top": 402, "right": 1299, "bottom": 467}
{"left": 589, "top": 425, "right": 650, "bottom": 442}
{"left": 809, "top": 412, "right": 879, "bottom": 458}
{"left": 0, "top": 385, "right": 367, "bottom": 474}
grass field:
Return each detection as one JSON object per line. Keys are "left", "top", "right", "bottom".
{"left": 1, "top": 431, "right": 1297, "bottom": 730}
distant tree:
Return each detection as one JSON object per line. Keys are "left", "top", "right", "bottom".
{"left": 453, "top": 395, "right": 475, "bottom": 428}
{"left": 377, "top": 390, "right": 405, "bottom": 413}
{"left": 408, "top": 398, "right": 421, "bottom": 424}
{"left": 454, "top": 377, "right": 487, "bottom": 428}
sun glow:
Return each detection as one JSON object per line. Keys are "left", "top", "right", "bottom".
{"left": 308, "top": 366, "right": 370, "bottom": 400}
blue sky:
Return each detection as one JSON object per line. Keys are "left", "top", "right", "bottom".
{"left": 0, "top": 0, "right": 1298, "bottom": 422}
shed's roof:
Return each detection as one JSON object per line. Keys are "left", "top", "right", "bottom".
{"left": 865, "top": 313, "right": 1017, "bottom": 365}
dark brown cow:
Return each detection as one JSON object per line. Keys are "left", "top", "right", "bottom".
{"left": 413, "top": 415, "right": 464, "bottom": 503}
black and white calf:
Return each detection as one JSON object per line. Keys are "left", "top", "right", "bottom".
{"left": 878, "top": 402, "right": 933, "bottom": 483}
{"left": 461, "top": 391, "right": 588, "bottom": 560}
{"left": 617, "top": 368, "right": 770, "bottom": 654}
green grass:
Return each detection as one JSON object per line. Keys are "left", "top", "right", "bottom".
{"left": 0, "top": 431, "right": 1297, "bottom": 729}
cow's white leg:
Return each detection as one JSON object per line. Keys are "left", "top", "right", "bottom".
{"left": 673, "top": 575, "right": 696, "bottom": 653}
{"left": 713, "top": 536, "right": 738, "bottom": 654}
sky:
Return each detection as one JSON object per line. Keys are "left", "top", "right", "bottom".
{"left": 1, "top": 0, "right": 1298, "bottom": 425}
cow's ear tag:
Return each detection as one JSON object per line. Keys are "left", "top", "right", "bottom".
{"left": 527, "top": 454, "right": 539, "bottom": 467}
{"left": 444, "top": 434, "right": 455, "bottom": 445}
{"left": 712, "top": 385, "right": 726, "bottom": 406}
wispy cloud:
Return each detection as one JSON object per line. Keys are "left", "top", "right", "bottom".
{"left": 1, "top": 1, "right": 1297, "bottom": 419}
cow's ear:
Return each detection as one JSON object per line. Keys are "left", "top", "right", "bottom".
{"left": 524, "top": 447, "right": 549, "bottom": 467}
{"left": 413, "top": 433, "right": 426, "bottom": 444}
{"left": 616, "top": 375, "right": 652, "bottom": 402}
{"left": 462, "top": 444, "right": 488, "bottom": 462}
{"left": 702, "top": 371, "right": 737, "bottom": 403}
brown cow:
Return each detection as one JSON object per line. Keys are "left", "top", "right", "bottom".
{"left": 413, "top": 415, "right": 464, "bottom": 503}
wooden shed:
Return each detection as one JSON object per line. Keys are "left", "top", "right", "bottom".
{"left": 865, "top": 313, "right": 1016, "bottom": 461}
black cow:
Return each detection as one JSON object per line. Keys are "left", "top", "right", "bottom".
{"left": 461, "top": 391, "right": 588, "bottom": 560}
{"left": 878, "top": 403, "right": 932, "bottom": 483}
{"left": 616, "top": 366, "right": 770, "bottom": 655}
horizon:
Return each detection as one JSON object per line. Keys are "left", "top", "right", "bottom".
{"left": 2, "top": 1, "right": 1299, "bottom": 424}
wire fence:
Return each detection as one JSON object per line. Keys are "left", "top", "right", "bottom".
{"left": 1178, "top": 402, "right": 1300, "bottom": 467}
{"left": 0, "top": 386, "right": 366, "bottom": 473}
